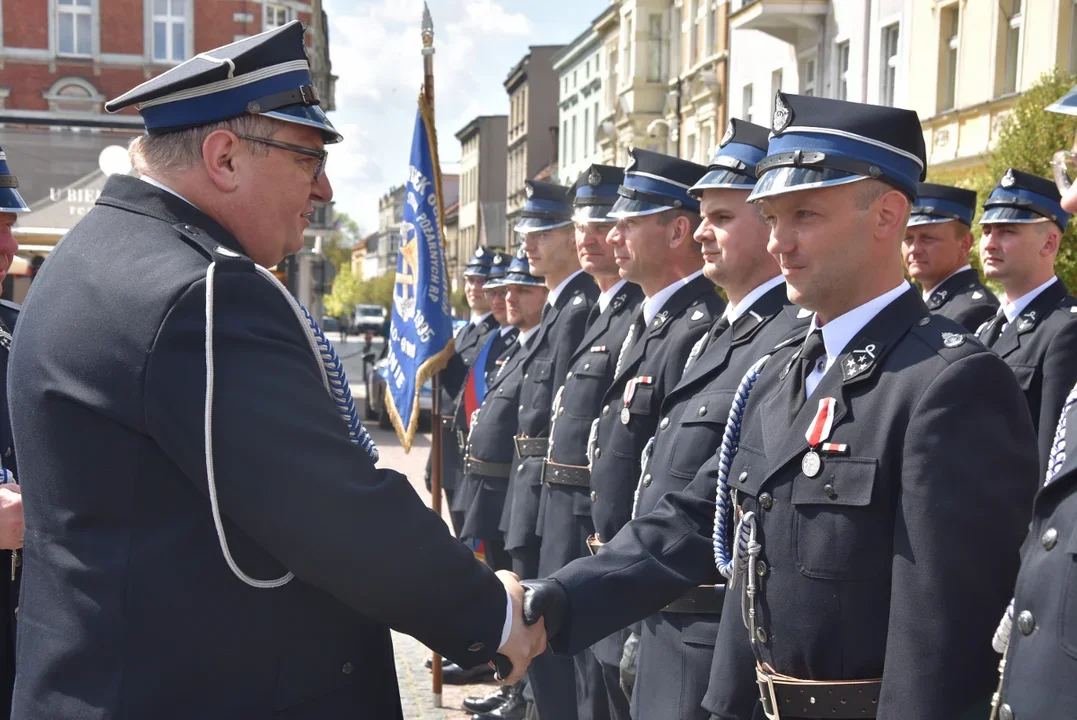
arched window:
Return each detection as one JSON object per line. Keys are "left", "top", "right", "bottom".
{"left": 43, "top": 77, "right": 104, "bottom": 114}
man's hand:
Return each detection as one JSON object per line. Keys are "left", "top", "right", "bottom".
{"left": 0, "top": 483, "right": 23, "bottom": 550}
{"left": 493, "top": 570, "right": 547, "bottom": 685}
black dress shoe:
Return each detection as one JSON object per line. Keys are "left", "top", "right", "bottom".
{"left": 443, "top": 661, "right": 495, "bottom": 684}
{"left": 472, "top": 685, "right": 525, "bottom": 720}
{"left": 424, "top": 658, "right": 461, "bottom": 673}
{"left": 463, "top": 685, "right": 511, "bottom": 714}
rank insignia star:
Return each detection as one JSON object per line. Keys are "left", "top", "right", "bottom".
{"left": 942, "top": 332, "right": 965, "bottom": 348}
{"left": 612, "top": 295, "right": 626, "bottom": 310}
{"left": 1017, "top": 311, "right": 1036, "bottom": 332}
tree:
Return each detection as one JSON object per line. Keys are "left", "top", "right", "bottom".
{"left": 323, "top": 211, "right": 363, "bottom": 272}
{"left": 324, "top": 262, "right": 362, "bottom": 321}
{"left": 929, "top": 68, "right": 1077, "bottom": 288}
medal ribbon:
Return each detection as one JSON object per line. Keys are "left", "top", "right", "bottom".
{"left": 804, "top": 396, "right": 836, "bottom": 448}
{"left": 623, "top": 375, "right": 654, "bottom": 407}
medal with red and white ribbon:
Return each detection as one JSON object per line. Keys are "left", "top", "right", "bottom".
{"left": 622, "top": 376, "right": 654, "bottom": 424}
{"left": 802, "top": 396, "right": 836, "bottom": 477}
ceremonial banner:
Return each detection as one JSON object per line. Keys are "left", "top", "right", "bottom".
{"left": 384, "top": 93, "right": 454, "bottom": 452}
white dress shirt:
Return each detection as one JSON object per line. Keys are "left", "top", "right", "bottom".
{"left": 470, "top": 311, "right": 493, "bottom": 327}
{"left": 500, "top": 325, "right": 515, "bottom": 337}
{"left": 725, "top": 275, "right": 785, "bottom": 324}
{"left": 642, "top": 269, "right": 706, "bottom": 325}
{"left": 921, "top": 264, "right": 971, "bottom": 301}
{"left": 1001, "top": 276, "right": 1058, "bottom": 323}
{"left": 597, "top": 279, "right": 628, "bottom": 313}
{"left": 805, "top": 281, "right": 911, "bottom": 397}
{"left": 517, "top": 324, "right": 540, "bottom": 349}
{"left": 546, "top": 269, "right": 586, "bottom": 308}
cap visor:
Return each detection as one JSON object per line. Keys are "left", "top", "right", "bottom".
{"left": 463, "top": 267, "right": 491, "bottom": 278}
{"left": 746, "top": 166, "right": 865, "bottom": 202}
{"left": 263, "top": 104, "right": 342, "bottom": 144}
{"left": 514, "top": 217, "right": 572, "bottom": 234}
{"left": 0, "top": 188, "right": 29, "bottom": 213}
{"left": 572, "top": 204, "right": 617, "bottom": 224}
{"left": 607, "top": 194, "right": 673, "bottom": 219}
{"left": 1047, "top": 86, "right": 1077, "bottom": 116}
{"left": 484, "top": 277, "right": 505, "bottom": 289}
{"left": 502, "top": 274, "right": 544, "bottom": 287}
{"left": 907, "top": 214, "right": 958, "bottom": 228}
{"left": 979, "top": 206, "right": 1053, "bottom": 224}
{"left": 688, "top": 169, "right": 756, "bottom": 197}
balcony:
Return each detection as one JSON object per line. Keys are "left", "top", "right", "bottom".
{"left": 729, "top": 0, "right": 827, "bottom": 45}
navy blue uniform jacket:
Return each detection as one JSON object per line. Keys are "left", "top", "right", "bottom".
{"left": 8, "top": 176, "right": 507, "bottom": 719}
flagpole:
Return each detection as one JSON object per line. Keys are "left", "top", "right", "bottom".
{"left": 421, "top": 2, "right": 446, "bottom": 708}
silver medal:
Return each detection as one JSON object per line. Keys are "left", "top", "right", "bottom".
{"left": 621, "top": 407, "right": 631, "bottom": 424}
{"left": 801, "top": 450, "right": 822, "bottom": 478}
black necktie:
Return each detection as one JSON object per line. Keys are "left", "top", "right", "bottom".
{"left": 615, "top": 310, "right": 647, "bottom": 376}
{"left": 980, "top": 311, "right": 1006, "bottom": 346}
{"left": 586, "top": 302, "right": 602, "bottom": 327}
{"left": 788, "top": 330, "right": 826, "bottom": 418}
{"left": 542, "top": 303, "right": 552, "bottom": 322}
{"left": 696, "top": 315, "right": 731, "bottom": 359}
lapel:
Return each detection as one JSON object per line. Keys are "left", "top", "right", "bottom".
{"left": 758, "top": 288, "right": 926, "bottom": 477}
{"left": 926, "top": 268, "right": 979, "bottom": 310}
{"left": 676, "top": 284, "right": 789, "bottom": 392}
{"left": 614, "top": 274, "right": 716, "bottom": 385}
{"left": 991, "top": 279, "right": 1069, "bottom": 359}
{"left": 571, "top": 283, "right": 642, "bottom": 364}
{"left": 487, "top": 339, "right": 526, "bottom": 391}
{"left": 520, "top": 272, "right": 595, "bottom": 366}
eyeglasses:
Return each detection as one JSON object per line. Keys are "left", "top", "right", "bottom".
{"left": 235, "top": 134, "right": 327, "bottom": 181}
{"left": 1051, "top": 149, "right": 1077, "bottom": 195}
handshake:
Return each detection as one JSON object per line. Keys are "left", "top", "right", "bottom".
{"left": 490, "top": 571, "right": 567, "bottom": 684}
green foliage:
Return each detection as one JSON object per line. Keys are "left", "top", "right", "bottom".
{"left": 935, "top": 68, "right": 1077, "bottom": 289}
{"left": 324, "top": 262, "right": 361, "bottom": 319}
{"left": 357, "top": 272, "right": 396, "bottom": 310}
{"left": 322, "top": 211, "right": 363, "bottom": 272}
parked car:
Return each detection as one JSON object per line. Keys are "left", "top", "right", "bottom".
{"left": 353, "top": 304, "right": 387, "bottom": 336}
{"left": 320, "top": 316, "right": 341, "bottom": 334}
{"left": 363, "top": 351, "right": 432, "bottom": 430}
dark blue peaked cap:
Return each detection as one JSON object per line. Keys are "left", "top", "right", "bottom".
{"left": 909, "top": 183, "right": 978, "bottom": 228}
{"left": 689, "top": 118, "right": 770, "bottom": 197}
{"left": 0, "top": 148, "right": 29, "bottom": 213}
{"left": 748, "top": 92, "right": 926, "bottom": 202}
{"left": 463, "top": 246, "right": 496, "bottom": 278}
{"left": 515, "top": 180, "right": 573, "bottom": 234}
{"left": 104, "top": 21, "right": 341, "bottom": 143}
{"left": 611, "top": 148, "right": 707, "bottom": 218}
{"left": 484, "top": 251, "right": 512, "bottom": 289}
{"left": 571, "top": 164, "right": 624, "bottom": 223}
{"left": 980, "top": 168, "right": 1071, "bottom": 231}
{"left": 502, "top": 246, "right": 544, "bottom": 287}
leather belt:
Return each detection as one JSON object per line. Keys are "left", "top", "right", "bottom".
{"left": 464, "top": 457, "right": 512, "bottom": 479}
{"left": 661, "top": 585, "right": 723, "bottom": 615}
{"left": 514, "top": 437, "right": 548, "bottom": 457}
{"left": 586, "top": 535, "right": 605, "bottom": 556}
{"left": 542, "top": 461, "right": 590, "bottom": 487}
{"left": 439, "top": 415, "right": 455, "bottom": 424}
{"left": 756, "top": 664, "right": 881, "bottom": 719}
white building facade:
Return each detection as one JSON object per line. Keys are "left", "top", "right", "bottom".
{"left": 554, "top": 28, "right": 607, "bottom": 185}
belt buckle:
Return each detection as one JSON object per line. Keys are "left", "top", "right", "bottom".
{"left": 756, "top": 665, "right": 780, "bottom": 720}
{"left": 541, "top": 459, "right": 551, "bottom": 487}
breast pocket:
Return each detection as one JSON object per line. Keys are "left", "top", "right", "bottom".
{"left": 1058, "top": 525, "right": 1077, "bottom": 659}
{"left": 1011, "top": 364, "right": 1036, "bottom": 392}
{"left": 527, "top": 359, "right": 553, "bottom": 411}
{"left": 666, "top": 391, "right": 731, "bottom": 480}
{"left": 566, "top": 353, "right": 611, "bottom": 419}
{"left": 790, "top": 456, "right": 889, "bottom": 581}
{"left": 612, "top": 384, "right": 656, "bottom": 458}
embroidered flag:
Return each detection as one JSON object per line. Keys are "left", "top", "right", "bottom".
{"left": 462, "top": 333, "right": 497, "bottom": 422}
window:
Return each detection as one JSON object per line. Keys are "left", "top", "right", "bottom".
{"left": 689, "top": 0, "right": 699, "bottom": 65}
{"left": 584, "top": 107, "right": 590, "bottom": 156}
{"left": 939, "top": 5, "right": 960, "bottom": 111}
{"left": 686, "top": 134, "right": 697, "bottom": 164}
{"left": 770, "top": 69, "right": 783, "bottom": 117}
{"left": 707, "top": 2, "right": 718, "bottom": 57}
{"left": 700, "top": 125, "right": 712, "bottom": 161}
{"left": 573, "top": 70, "right": 578, "bottom": 89}
{"left": 647, "top": 13, "right": 664, "bottom": 82}
{"left": 562, "top": 120, "right": 568, "bottom": 165}
{"left": 626, "top": 15, "right": 635, "bottom": 79}
{"left": 264, "top": 3, "right": 292, "bottom": 30}
{"left": 742, "top": 83, "right": 753, "bottom": 123}
{"left": 153, "top": 0, "right": 188, "bottom": 63}
{"left": 670, "top": 4, "right": 682, "bottom": 75}
{"left": 880, "top": 24, "right": 899, "bottom": 106}
{"left": 799, "top": 55, "right": 816, "bottom": 96}
{"left": 57, "top": 0, "right": 93, "bottom": 56}
{"left": 585, "top": 59, "right": 590, "bottom": 78}
{"left": 571, "top": 115, "right": 577, "bottom": 164}
{"left": 999, "top": 0, "right": 1023, "bottom": 96}
{"left": 593, "top": 101, "right": 600, "bottom": 152}
{"left": 836, "top": 41, "right": 850, "bottom": 101}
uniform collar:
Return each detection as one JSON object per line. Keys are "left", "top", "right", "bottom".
{"left": 470, "top": 311, "right": 492, "bottom": 326}
{"left": 140, "top": 174, "right": 199, "bottom": 208}
{"left": 547, "top": 268, "right": 586, "bottom": 307}
{"left": 725, "top": 275, "right": 785, "bottom": 323}
{"left": 921, "top": 264, "right": 971, "bottom": 301}
{"left": 598, "top": 278, "right": 627, "bottom": 313}
{"left": 642, "top": 268, "right": 706, "bottom": 325}
{"left": 1001, "top": 276, "right": 1058, "bottom": 323}
{"left": 809, "top": 281, "right": 911, "bottom": 369}
{"left": 517, "top": 325, "right": 540, "bottom": 348}
{"left": 499, "top": 324, "right": 516, "bottom": 336}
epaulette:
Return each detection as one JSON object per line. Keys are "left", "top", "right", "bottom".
{"left": 1058, "top": 295, "right": 1077, "bottom": 318}
{"left": 910, "top": 315, "right": 983, "bottom": 358}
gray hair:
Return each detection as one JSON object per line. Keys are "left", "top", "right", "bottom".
{"left": 128, "top": 114, "right": 288, "bottom": 175}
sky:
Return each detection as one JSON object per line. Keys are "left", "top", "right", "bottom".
{"left": 321, "top": 0, "right": 609, "bottom": 238}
